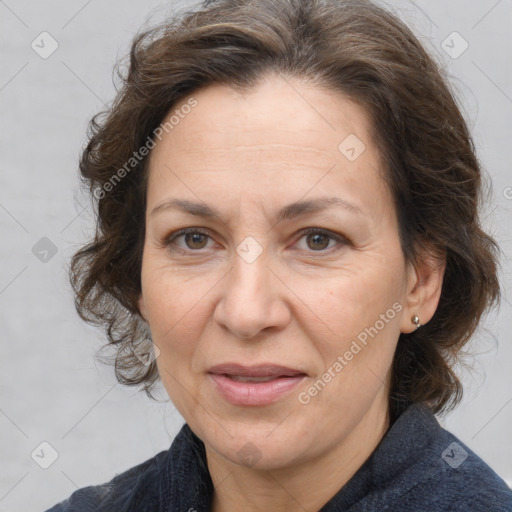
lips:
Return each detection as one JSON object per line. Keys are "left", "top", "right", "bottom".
{"left": 207, "top": 363, "right": 307, "bottom": 406}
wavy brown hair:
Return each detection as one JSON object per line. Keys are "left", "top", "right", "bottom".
{"left": 69, "top": 0, "right": 500, "bottom": 419}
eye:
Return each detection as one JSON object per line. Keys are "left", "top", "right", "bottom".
{"left": 294, "top": 227, "right": 349, "bottom": 253}
{"left": 163, "top": 227, "right": 216, "bottom": 253}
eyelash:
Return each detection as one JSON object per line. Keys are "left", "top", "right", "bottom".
{"left": 162, "top": 227, "right": 349, "bottom": 256}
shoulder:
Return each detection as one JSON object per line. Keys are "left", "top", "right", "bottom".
{"left": 45, "top": 423, "right": 211, "bottom": 512}
{"left": 388, "top": 405, "right": 512, "bottom": 511}
{"left": 45, "top": 450, "right": 168, "bottom": 512}
{"left": 397, "top": 444, "right": 512, "bottom": 512}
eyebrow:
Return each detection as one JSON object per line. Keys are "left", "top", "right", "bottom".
{"left": 150, "top": 197, "right": 363, "bottom": 224}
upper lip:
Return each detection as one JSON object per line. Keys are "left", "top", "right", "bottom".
{"left": 208, "top": 363, "right": 306, "bottom": 378}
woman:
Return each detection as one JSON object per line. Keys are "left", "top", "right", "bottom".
{"left": 47, "top": 0, "right": 512, "bottom": 510}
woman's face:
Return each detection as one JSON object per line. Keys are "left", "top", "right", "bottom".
{"left": 138, "top": 75, "right": 430, "bottom": 470}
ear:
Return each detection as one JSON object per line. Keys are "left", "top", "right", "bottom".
{"left": 400, "top": 249, "right": 446, "bottom": 334}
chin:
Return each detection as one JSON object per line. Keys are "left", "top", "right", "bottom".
{"left": 216, "top": 435, "right": 305, "bottom": 470}
{"left": 195, "top": 412, "right": 320, "bottom": 470}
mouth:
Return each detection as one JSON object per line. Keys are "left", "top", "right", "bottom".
{"left": 207, "top": 363, "right": 307, "bottom": 406}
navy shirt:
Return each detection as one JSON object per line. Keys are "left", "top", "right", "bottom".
{"left": 46, "top": 403, "right": 512, "bottom": 511}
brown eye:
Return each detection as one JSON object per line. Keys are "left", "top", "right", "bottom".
{"left": 183, "top": 232, "right": 209, "bottom": 250}
{"left": 295, "top": 227, "right": 349, "bottom": 254}
{"left": 164, "top": 228, "right": 214, "bottom": 253}
{"left": 306, "top": 232, "right": 331, "bottom": 251}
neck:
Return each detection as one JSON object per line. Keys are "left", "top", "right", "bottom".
{"left": 206, "top": 389, "right": 390, "bottom": 512}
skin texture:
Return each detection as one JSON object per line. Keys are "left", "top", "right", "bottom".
{"left": 137, "top": 74, "right": 445, "bottom": 512}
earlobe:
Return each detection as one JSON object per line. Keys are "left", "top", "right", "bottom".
{"left": 400, "top": 251, "right": 446, "bottom": 334}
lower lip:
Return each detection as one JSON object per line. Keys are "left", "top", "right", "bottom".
{"left": 208, "top": 373, "right": 306, "bottom": 406}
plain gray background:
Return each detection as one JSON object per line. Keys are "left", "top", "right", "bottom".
{"left": 1, "top": 1, "right": 511, "bottom": 510}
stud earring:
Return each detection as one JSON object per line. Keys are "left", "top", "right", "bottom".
{"left": 411, "top": 315, "right": 421, "bottom": 330}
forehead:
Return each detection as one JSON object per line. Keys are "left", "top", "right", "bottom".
{"left": 146, "top": 75, "right": 391, "bottom": 222}
{"left": 152, "top": 76, "right": 373, "bottom": 157}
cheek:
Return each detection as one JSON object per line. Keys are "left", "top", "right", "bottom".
{"left": 141, "top": 272, "right": 207, "bottom": 376}
{"left": 142, "top": 262, "right": 211, "bottom": 335}
{"left": 315, "top": 267, "right": 403, "bottom": 335}
{"left": 145, "top": 278, "right": 210, "bottom": 415}
{"left": 305, "top": 259, "right": 405, "bottom": 379}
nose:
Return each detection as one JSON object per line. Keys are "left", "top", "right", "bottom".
{"left": 213, "top": 250, "right": 291, "bottom": 339}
